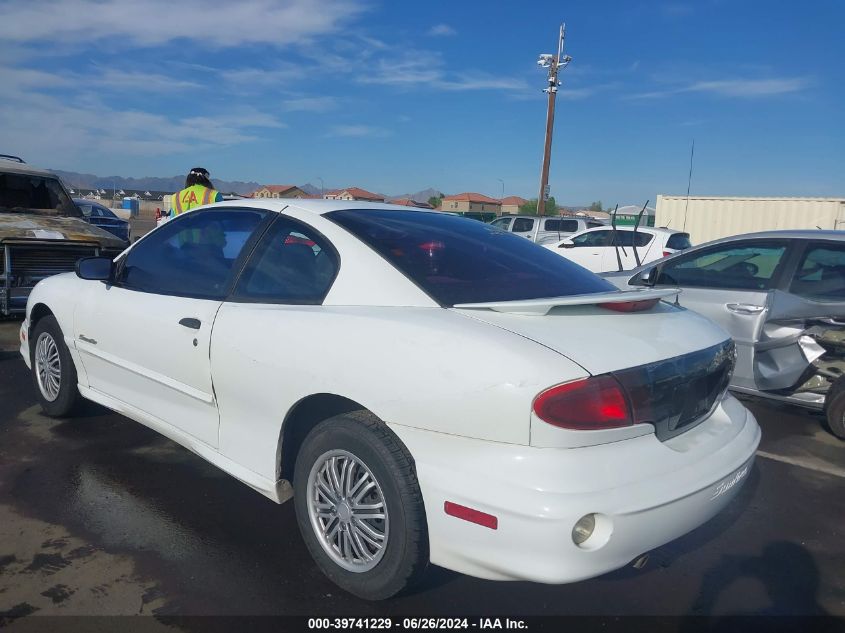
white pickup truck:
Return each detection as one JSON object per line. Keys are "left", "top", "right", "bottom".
{"left": 489, "top": 215, "right": 607, "bottom": 245}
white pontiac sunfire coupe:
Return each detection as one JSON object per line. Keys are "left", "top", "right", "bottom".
{"left": 20, "top": 200, "right": 760, "bottom": 600}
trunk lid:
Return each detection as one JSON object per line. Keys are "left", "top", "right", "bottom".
{"left": 452, "top": 292, "right": 728, "bottom": 375}
{"left": 453, "top": 295, "right": 736, "bottom": 441}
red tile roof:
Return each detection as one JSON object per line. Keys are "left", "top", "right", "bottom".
{"left": 500, "top": 196, "right": 528, "bottom": 206}
{"left": 442, "top": 192, "right": 501, "bottom": 204}
{"left": 342, "top": 187, "right": 384, "bottom": 201}
{"left": 390, "top": 198, "right": 434, "bottom": 208}
{"left": 257, "top": 184, "right": 301, "bottom": 194}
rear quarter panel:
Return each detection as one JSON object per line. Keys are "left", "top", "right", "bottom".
{"left": 209, "top": 304, "right": 586, "bottom": 481}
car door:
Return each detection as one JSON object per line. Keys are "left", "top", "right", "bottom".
{"left": 651, "top": 239, "right": 792, "bottom": 390}
{"left": 600, "top": 230, "right": 655, "bottom": 272}
{"left": 752, "top": 240, "right": 845, "bottom": 392}
{"left": 556, "top": 229, "right": 613, "bottom": 271}
{"left": 73, "top": 207, "right": 270, "bottom": 447}
{"left": 210, "top": 215, "right": 340, "bottom": 466}
{"left": 490, "top": 217, "right": 513, "bottom": 232}
{"left": 511, "top": 217, "right": 536, "bottom": 240}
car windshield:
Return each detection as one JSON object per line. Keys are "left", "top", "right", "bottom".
{"left": 0, "top": 173, "right": 80, "bottom": 216}
{"left": 328, "top": 209, "right": 616, "bottom": 305}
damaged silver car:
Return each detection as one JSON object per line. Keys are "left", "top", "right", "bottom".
{"left": 0, "top": 155, "right": 127, "bottom": 316}
{"left": 604, "top": 231, "right": 845, "bottom": 438}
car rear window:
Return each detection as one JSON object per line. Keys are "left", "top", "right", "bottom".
{"left": 666, "top": 233, "right": 692, "bottom": 250}
{"left": 328, "top": 209, "right": 615, "bottom": 306}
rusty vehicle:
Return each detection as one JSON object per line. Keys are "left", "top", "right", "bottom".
{"left": 0, "top": 155, "right": 127, "bottom": 316}
{"left": 604, "top": 230, "right": 845, "bottom": 439}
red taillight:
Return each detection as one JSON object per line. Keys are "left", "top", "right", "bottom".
{"left": 155, "top": 208, "right": 162, "bottom": 221}
{"left": 533, "top": 375, "right": 632, "bottom": 430}
{"left": 597, "top": 298, "right": 659, "bottom": 312}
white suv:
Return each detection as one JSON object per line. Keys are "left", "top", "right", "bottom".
{"left": 545, "top": 226, "right": 692, "bottom": 273}
{"left": 490, "top": 215, "right": 606, "bottom": 245}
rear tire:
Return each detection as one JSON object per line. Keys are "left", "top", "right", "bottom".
{"left": 293, "top": 411, "right": 428, "bottom": 600}
{"left": 824, "top": 377, "right": 845, "bottom": 440}
{"left": 30, "top": 315, "right": 79, "bottom": 417}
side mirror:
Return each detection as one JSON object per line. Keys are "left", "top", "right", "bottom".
{"left": 636, "top": 267, "right": 657, "bottom": 286}
{"left": 560, "top": 239, "right": 575, "bottom": 249}
{"left": 76, "top": 256, "right": 113, "bottom": 281}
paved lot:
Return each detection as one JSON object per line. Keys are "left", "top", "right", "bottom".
{"left": 1, "top": 319, "right": 844, "bottom": 620}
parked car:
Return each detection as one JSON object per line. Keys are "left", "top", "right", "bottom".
{"left": 545, "top": 226, "right": 692, "bottom": 273}
{"left": 74, "top": 198, "right": 130, "bottom": 244}
{"left": 0, "top": 155, "right": 128, "bottom": 316}
{"left": 490, "top": 215, "right": 606, "bottom": 245}
{"left": 604, "top": 230, "right": 845, "bottom": 438}
{"left": 20, "top": 200, "right": 759, "bottom": 599}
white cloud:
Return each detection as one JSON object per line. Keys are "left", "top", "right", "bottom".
{"left": 0, "top": 65, "right": 286, "bottom": 161}
{"left": 629, "top": 76, "right": 811, "bottom": 99}
{"left": 0, "top": 0, "right": 368, "bottom": 47}
{"left": 356, "top": 51, "right": 533, "bottom": 97}
{"left": 686, "top": 78, "right": 810, "bottom": 97}
{"left": 428, "top": 24, "right": 457, "bottom": 37}
{"left": 325, "top": 125, "right": 390, "bottom": 138}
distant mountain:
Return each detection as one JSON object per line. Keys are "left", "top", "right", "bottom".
{"left": 51, "top": 169, "right": 261, "bottom": 195}
{"left": 299, "top": 183, "right": 322, "bottom": 195}
{"left": 389, "top": 187, "right": 444, "bottom": 202}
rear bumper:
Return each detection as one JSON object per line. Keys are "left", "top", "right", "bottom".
{"left": 390, "top": 393, "right": 760, "bottom": 583}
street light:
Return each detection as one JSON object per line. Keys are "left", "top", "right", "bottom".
{"left": 495, "top": 178, "right": 504, "bottom": 202}
{"left": 317, "top": 176, "right": 324, "bottom": 197}
{"left": 536, "top": 23, "right": 572, "bottom": 216}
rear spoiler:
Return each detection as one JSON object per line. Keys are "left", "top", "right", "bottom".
{"left": 453, "top": 288, "right": 681, "bottom": 316}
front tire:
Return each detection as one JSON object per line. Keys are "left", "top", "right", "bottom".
{"left": 824, "top": 377, "right": 845, "bottom": 440}
{"left": 30, "top": 315, "right": 79, "bottom": 417}
{"left": 293, "top": 411, "right": 428, "bottom": 600}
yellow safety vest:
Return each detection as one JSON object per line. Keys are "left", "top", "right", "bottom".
{"left": 171, "top": 184, "right": 219, "bottom": 216}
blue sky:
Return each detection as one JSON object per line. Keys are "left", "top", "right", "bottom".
{"left": 1, "top": 0, "right": 842, "bottom": 205}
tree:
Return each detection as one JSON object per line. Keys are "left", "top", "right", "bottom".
{"left": 588, "top": 200, "right": 603, "bottom": 212}
{"left": 428, "top": 196, "right": 442, "bottom": 209}
{"left": 518, "top": 197, "right": 557, "bottom": 216}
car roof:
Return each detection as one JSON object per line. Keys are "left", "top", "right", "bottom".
{"left": 214, "top": 198, "right": 442, "bottom": 216}
{"left": 705, "top": 229, "right": 845, "bottom": 242}
{"left": 0, "top": 158, "right": 57, "bottom": 178}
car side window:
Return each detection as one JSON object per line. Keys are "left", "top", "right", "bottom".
{"left": 656, "top": 241, "right": 787, "bottom": 290}
{"left": 490, "top": 217, "right": 512, "bottom": 230}
{"left": 545, "top": 219, "right": 579, "bottom": 232}
{"left": 572, "top": 230, "right": 612, "bottom": 247}
{"left": 512, "top": 218, "right": 534, "bottom": 233}
{"left": 117, "top": 209, "right": 267, "bottom": 299}
{"left": 610, "top": 232, "right": 653, "bottom": 247}
{"left": 789, "top": 243, "right": 845, "bottom": 301}
{"left": 232, "top": 217, "right": 339, "bottom": 304}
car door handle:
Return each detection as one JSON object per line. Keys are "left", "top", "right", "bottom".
{"left": 178, "top": 317, "right": 201, "bottom": 329}
{"left": 726, "top": 303, "right": 765, "bottom": 315}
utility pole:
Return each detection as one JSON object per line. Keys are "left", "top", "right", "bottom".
{"left": 536, "top": 24, "right": 572, "bottom": 216}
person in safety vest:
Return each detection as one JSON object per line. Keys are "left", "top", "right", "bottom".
{"left": 166, "top": 167, "right": 223, "bottom": 219}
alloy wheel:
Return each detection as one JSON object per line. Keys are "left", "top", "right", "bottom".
{"left": 306, "top": 449, "right": 389, "bottom": 572}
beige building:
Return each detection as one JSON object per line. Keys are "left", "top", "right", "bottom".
{"left": 500, "top": 196, "right": 528, "bottom": 215}
{"left": 440, "top": 192, "right": 502, "bottom": 213}
{"left": 252, "top": 185, "right": 308, "bottom": 199}
{"left": 656, "top": 195, "right": 845, "bottom": 244}
{"left": 323, "top": 187, "right": 385, "bottom": 202}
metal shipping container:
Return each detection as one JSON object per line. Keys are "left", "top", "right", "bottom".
{"left": 656, "top": 196, "right": 845, "bottom": 244}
